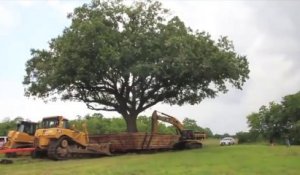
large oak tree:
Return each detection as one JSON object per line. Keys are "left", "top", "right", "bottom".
{"left": 23, "top": 0, "right": 249, "bottom": 132}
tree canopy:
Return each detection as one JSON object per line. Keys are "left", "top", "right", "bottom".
{"left": 0, "top": 117, "right": 22, "bottom": 136}
{"left": 23, "top": 0, "right": 249, "bottom": 132}
{"left": 182, "top": 118, "right": 213, "bottom": 137}
{"left": 247, "top": 91, "right": 300, "bottom": 144}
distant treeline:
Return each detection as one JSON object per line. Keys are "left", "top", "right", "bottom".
{"left": 236, "top": 91, "right": 300, "bottom": 145}
{"left": 0, "top": 113, "right": 213, "bottom": 137}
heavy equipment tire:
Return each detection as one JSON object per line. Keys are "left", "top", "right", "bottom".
{"left": 5, "top": 153, "right": 16, "bottom": 158}
{"left": 173, "top": 141, "right": 185, "bottom": 150}
{"left": 31, "top": 151, "right": 37, "bottom": 158}
{"left": 31, "top": 150, "right": 40, "bottom": 159}
{"left": 61, "top": 139, "right": 68, "bottom": 148}
{"left": 185, "top": 142, "right": 202, "bottom": 149}
{"left": 0, "top": 159, "right": 13, "bottom": 164}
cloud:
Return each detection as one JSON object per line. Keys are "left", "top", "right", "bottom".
{"left": 247, "top": 1, "right": 300, "bottom": 71}
{"left": 245, "top": 1, "right": 300, "bottom": 97}
{"left": 18, "top": 0, "right": 35, "bottom": 7}
{"left": 47, "top": 0, "right": 86, "bottom": 16}
{"left": 0, "top": 4, "right": 20, "bottom": 36}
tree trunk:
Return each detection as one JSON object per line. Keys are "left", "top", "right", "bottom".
{"left": 125, "top": 115, "right": 138, "bottom": 133}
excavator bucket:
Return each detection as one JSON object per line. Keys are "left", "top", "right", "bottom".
{"left": 151, "top": 111, "right": 159, "bottom": 134}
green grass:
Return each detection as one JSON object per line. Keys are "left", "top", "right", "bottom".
{"left": 1, "top": 139, "right": 299, "bottom": 175}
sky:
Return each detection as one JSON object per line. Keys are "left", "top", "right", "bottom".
{"left": 0, "top": 0, "right": 300, "bottom": 135}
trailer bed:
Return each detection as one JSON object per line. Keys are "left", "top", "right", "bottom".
{"left": 89, "top": 132, "right": 179, "bottom": 153}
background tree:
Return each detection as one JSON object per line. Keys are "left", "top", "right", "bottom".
{"left": 69, "top": 113, "right": 191, "bottom": 135}
{"left": 203, "top": 127, "right": 213, "bottom": 137}
{"left": 281, "top": 91, "right": 300, "bottom": 144}
{"left": 235, "top": 131, "right": 262, "bottom": 144}
{"left": 246, "top": 91, "right": 300, "bottom": 144}
{"left": 0, "top": 117, "right": 21, "bottom": 136}
{"left": 70, "top": 113, "right": 127, "bottom": 134}
{"left": 247, "top": 103, "right": 285, "bottom": 143}
{"left": 23, "top": 0, "right": 249, "bottom": 132}
{"left": 182, "top": 118, "right": 199, "bottom": 130}
{"left": 182, "top": 118, "right": 213, "bottom": 136}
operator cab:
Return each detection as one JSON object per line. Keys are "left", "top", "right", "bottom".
{"left": 180, "top": 130, "right": 195, "bottom": 140}
{"left": 17, "top": 121, "right": 37, "bottom": 135}
{"left": 41, "top": 116, "right": 69, "bottom": 129}
{"left": 180, "top": 130, "right": 206, "bottom": 140}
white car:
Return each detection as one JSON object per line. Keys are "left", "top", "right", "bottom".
{"left": 0, "top": 136, "right": 8, "bottom": 148}
{"left": 220, "top": 137, "right": 235, "bottom": 146}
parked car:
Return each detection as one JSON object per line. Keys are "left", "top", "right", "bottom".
{"left": 0, "top": 136, "right": 8, "bottom": 148}
{"left": 220, "top": 137, "right": 235, "bottom": 146}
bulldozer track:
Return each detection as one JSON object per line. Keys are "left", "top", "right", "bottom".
{"left": 47, "top": 136, "right": 108, "bottom": 160}
{"left": 48, "top": 136, "right": 70, "bottom": 160}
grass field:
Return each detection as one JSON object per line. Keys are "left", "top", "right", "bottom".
{"left": 0, "top": 139, "right": 299, "bottom": 175}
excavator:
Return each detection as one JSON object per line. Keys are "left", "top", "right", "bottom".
{"left": 32, "top": 116, "right": 111, "bottom": 160}
{"left": 151, "top": 110, "right": 206, "bottom": 149}
{"left": 3, "top": 121, "right": 37, "bottom": 157}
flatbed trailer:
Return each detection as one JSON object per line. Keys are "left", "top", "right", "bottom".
{"left": 89, "top": 132, "right": 180, "bottom": 153}
{"left": 0, "top": 147, "right": 35, "bottom": 154}
{"left": 0, "top": 132, "right": 188, "bottom": 158}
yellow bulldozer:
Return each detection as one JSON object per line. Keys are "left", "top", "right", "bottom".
{"left": 32, "top": 116, "right": 111, "bottom": 160}
{"left": 4, "top": 121, "right": 37, "bottom": 157}
{"left": 151, "top": 110, "right": 206, "bottom": 149}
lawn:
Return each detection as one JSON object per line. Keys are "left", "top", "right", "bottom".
{"left": 0, "top": 140, "right": 299, "bottom": 175}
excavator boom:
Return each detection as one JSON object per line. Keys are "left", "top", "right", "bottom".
{"left": 151, "top": 110, "right": 205, "bottom": 149}
{"left": 151, "top": 110, "right": 184, "bottom": 134}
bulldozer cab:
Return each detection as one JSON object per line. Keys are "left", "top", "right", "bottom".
{"left": 17, "top": 121, "right": 37, "bottom": 136}
{"left": 41, "top": 116, "right": 69, "bottom": 129}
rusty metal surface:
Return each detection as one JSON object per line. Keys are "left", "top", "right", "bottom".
{"left": 89, "top": 132, "right": 179, "bottom": 152}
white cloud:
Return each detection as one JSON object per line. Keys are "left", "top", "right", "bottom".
{"left": 18, "top": 0, "right": 35, "bottom": 7}
{"left": 0, "top": 4, "right": 20, "bottom": 36}
{"left": 47, "top": 0, "right": 86, "bottom": 16}
{"left": 0, "top": 79, "right": 116, "bottom": 121}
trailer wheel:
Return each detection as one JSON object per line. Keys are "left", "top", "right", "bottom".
{"left": 31, "top": 150, "right": 43, "bottom": 159}
{"left": 173, "top": 142, "right": 185, "bottom": 150}
{"left": 5, "top": 152, "right": 16, "bottom": 158}
{"left": 185, "top": 142, "right": 202, "bottom": 149}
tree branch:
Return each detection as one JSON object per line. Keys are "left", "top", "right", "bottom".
{"left": 86, "top": 103, "right": 116, "bottom": 111}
